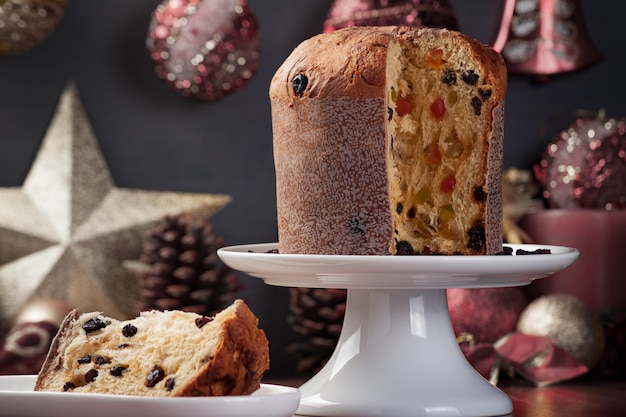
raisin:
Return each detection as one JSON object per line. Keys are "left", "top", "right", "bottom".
{"left": 94, "top": 355, "right": 111, "bottom": 365}
{"left": 387, "top": 107, "right": 393, "bottom": 121}
{"left": 496, "top": 246, "right": 514, "bottom": 255}
{"left": 407, "top": 207, "right": 416, "bottom": 219}
{"left": 110, "top": 366, "right": 128, "bottom": 377}
{"left": 63, "top": 382, "right": 76, "bottom": 391}
{"left": 118, "top": 343, "right": 130, "bottom": 348}
{"left": 461, "top": 70, "right": 479, "bottom": 85}
{"left": 470, "top": 96, "right": 482, "bottom": 116}
{"left": 84, "top": 369, "right": 98, "bottom": 383}
{"left": 292, "top": 74, "right": 308, "bottom": 97}
{"left": 147, "top": 365, "right": 166, "bottom": 387}
{"left": 165, "top": 377, "right": 176, "bottom": 391}
{"left": 467, "top": 225, "right": 486, "bottom": 251}
{"left": 82, "top": 317, "right": 106, "bottom": 334}
{"left": 396, "top": 203, "right": 403, "bottom": 214}
{"left": 77, "top": 354, "right": 91, "bottom": 364}
{"left": 122, "top": 324, "right": 138, "bottom": 337}
{"left": 478, "top": 88, "right": 492, "bottom": 101}
{"left": 516, "top": 248, "right": 552, "bottom": 255}
{"left": 473, "top": 186, "right": 486, "bottom": 201}
{"left": 442, "top": 70, "right": 457, "bottom": 85}
{"left": 395, "top": 241, "right": 414, "bottom": 255}
{"left": 195, "top": 316, "right": 214, "bottom": 329}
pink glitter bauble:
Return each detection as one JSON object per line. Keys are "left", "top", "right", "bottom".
{"left": 147, "top": 0, "right": 260, "bottom": 101}
{"left": 447, "top": 287, "right": 528, "bottom": 344}
{"left": 534, "top": 114, "right": 626, "bottom": 209}
{"left": 323, "top": 0, "right": 459, "bottom": 33}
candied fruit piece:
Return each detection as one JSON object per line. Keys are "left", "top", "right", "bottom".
{"left": 396, "top": 95, "right": 412, "bottom": 116}
{"left": 424, "top": 143, "right": 442, "bottom": 165}
{"left": 426, "top": 48, "right": 444, "bottom": 69}
{"left": 390, "top": 86, "right": 397, "bottom": 102}
{"left": 414, "top": 187, "right": 432, "bottom": 205}
{"left": 440, "top": 175, "right": 457, "bottom": 193}
{"left": 438, "top": 205, "right": 455, "bottom": 222}
{"left": 447, "top": 90, "right": 458, "bottom": 106}
{"left": 429, "top": 98, "right": 446, "bottom": 119}
{"left": 442, "top": 134, "right": 463, "bottom": 159}
{"left": 292, "top": 74, "right": 308, "bottom": 97}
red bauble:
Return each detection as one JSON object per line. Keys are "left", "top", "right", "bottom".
{"left": 147, "top": 0, "right": 261, "bottom": 101}
{"left": 323, "top": 0, "right": 459, "bottom": 33}
{"left": 447, "top": 288, "right": 528, "bottom": 344}
{"left": 534, "top": 114, "right": 626, "bottom": 209}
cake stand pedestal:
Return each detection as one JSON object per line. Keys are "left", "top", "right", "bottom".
{"left": 218, "top": 244, "right": 579, "bottom": 417}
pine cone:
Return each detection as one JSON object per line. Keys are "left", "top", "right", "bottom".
{"left": 286, "top": 288, "right": 346, "bottom": 375}
{"left": 135, "top": 213, "right": 242, "bottom": 317}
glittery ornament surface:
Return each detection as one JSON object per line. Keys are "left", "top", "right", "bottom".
{"left": 534, "top": 114, "right": 626, "bottom": 209}
{"left": 0, "top": 83, "right": 231, "bottom": 327}
{"left": 516, "top": 294, "right": 606, "bottom": 370}
{"left": 323, "top": 0, "right": 459, "bottom": 32}
{"left": 0, "top": 0, "right": 66, "bottom": 56}
{"left": 147, "top": 0, "right": 260, "bottom": 101}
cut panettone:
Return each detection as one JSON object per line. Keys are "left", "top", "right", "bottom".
{"left": 34, "top": 299, "right": 269, "bottom": 397}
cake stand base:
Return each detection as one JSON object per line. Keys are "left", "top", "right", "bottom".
{"left": 296, "top": 288, "right": 511, "bottom": 417}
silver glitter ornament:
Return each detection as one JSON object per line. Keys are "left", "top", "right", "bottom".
{"left": 0, "top": 83, "right": 231, "bottom": 329}
{"left": 516, "top": 294, "right": 606, "bottom": 370}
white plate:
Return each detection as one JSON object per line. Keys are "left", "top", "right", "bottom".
{"left": 0, "top": 375, "right": 300, "bottom": 417}
{"left": 218, "top": 243, "right": 579, "bottom": 289}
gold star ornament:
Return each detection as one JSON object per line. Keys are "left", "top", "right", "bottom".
{"left": 0, "top": 83, "right": 231, "bottom": 329}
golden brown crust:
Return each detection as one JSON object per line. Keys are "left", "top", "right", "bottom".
{"left": 269, "top": 26, "right": 411, "bottom": 101}
{"left": 33, "top": 309, "right": 80, "bottom": 391}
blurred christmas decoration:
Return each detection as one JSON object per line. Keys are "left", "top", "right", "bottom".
{"left": 493, "top": 332, "right": 588, "bottom": 387}
{"left": 147, "top": 0, "right": 261, "bottom": 101}
{"left": 0, "top": 83, "right": 231, "bottom": 330}
{"left": 286, "top": 287, "right": 346, "bottom": 375}
{"left": 0, "top": 298, "right": 71, "bottom": 375}
{"left": 502, "top": 168, "right": 544, "bottom": 243}
{"left": 516, "top": 294, "right": 605, "bottom": 370}
{"left": 323, "top": 0, "right": 459, "bottom": 32}
{"left": 448, "top": 288, "right": 528, "bottom": 344}
{"left": 493, "top": 0, "right": 602, "bottom": 81}
{"left": 131, "top": 213, "right": 241, "bottom": 317}
{"left": 0, "top": 0, "right": 67, "bottom": 56}
{"left": 533, "top": 110, "right": 626, "bottom": 209}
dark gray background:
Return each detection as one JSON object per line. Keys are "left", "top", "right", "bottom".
{"left": 0, "top": 0, "right": 623, "bottom": 378}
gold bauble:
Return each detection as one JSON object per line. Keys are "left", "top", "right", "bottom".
{"left": 516, "top": 294, "right": 605, "bottom": 369}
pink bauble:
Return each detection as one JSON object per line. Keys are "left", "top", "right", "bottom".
{"left": 534, "top": 114, "right": 626, "bottom": 209}
{"left": 147, "top": 0, "right": 260, "bottom": 101}
{"left": 447, "top": 287, "right": 528, "bottom": 344}
{"left": 323, "top": 0, "right": 459, "bottom": 33}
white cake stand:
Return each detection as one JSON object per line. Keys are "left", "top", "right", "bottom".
{"left": 218, "top": 243, "right": 579, "bottom": 417}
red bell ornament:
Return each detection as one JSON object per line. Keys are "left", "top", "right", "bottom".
{"left": 493, "top": 0, "right": 602, "bottom": 81}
